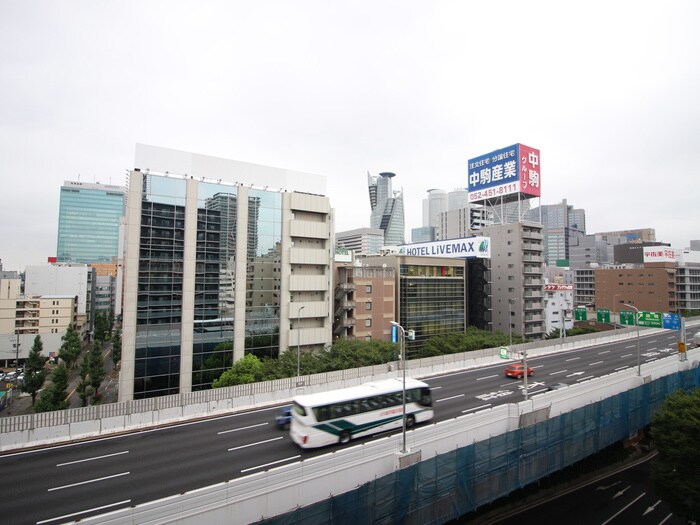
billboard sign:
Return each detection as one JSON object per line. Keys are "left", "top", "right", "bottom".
{"left": 544, "top": 284, "right": 573, "bottom": 291}
{"left": 468, "top": 143, "right": 541, "bottom": 203}
{"left": 574, "top": 306, "right": 587, "bottom": 321}
{"left": 397, "top": 237, "right": 491, "bottom": 259}
{"left": 334, "top": 248, "right": 353, "bottom": 263}
{"left": 643, "top": 248, "right": 677, "bottom": 263}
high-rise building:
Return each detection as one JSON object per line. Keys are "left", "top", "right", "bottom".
{"left": 335, "top": 228, "right": 385, "bottom": 256}
{"left": 525, "top": 199, "right": 585, "bottom": 266}
{"left": 422, "top": 189, "right": 447, "bottom": 231}
{"left": 480, "top": 222, "right": 546, "bottom": 340}
{"left": 120, "top": 146, "right": 333, "bottom": 400}
{"left": 368, "top": 172, "right": 404, "bottom": 246}
{"left": 56, "top": 181, "right": 125, "bottom": 264}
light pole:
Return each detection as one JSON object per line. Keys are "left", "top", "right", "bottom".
{"left": 390, "top": 321, "right": 407, "bottom": 454}
{"left": 623, "top": 303, "right": 641, "bottom": 376}
{"left": 296, "top": 305, "right": 305, "bottom": 381}
{"left": 613, "top": 293, "right": 622, "bottom": 332}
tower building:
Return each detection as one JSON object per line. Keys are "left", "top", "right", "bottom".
{"left": 368, "top": 172, "right": 405, "bottom": 246}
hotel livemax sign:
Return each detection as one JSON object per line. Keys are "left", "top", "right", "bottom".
{"left": 396, "top": 237, "right": 491, "bottom": 259}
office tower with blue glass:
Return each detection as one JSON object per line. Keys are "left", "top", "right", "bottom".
{"left": 119, "top": 145, "right": 333, "bottom": 400}
{"left": 56, "top": 181, "right": 125, "bottom": 263}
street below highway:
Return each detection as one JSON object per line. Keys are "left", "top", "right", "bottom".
{"left": 0, "top": 330, "right": 686, "bottom": 524}
{"left": 490, "top": 452, "right": 684, "bottom": 525}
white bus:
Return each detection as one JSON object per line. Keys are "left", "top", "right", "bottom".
{"left": 290, "top": 378, "right": 433, "bottom": 448}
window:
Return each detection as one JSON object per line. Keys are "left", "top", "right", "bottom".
{"left": 365, "top": 319, "right": 372, "bottom": 327}
{"left": 365, "top": 335, "right": 372, "bottom": 341}
{"left": 365, "top": 285, "right": 372, "bottom": 293}
{"left": 365, "top": 301, "right": 372, "bottom": 310}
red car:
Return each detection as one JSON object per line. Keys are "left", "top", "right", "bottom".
{"left": 504, "top": 363, "right": 533, "bottom": 379}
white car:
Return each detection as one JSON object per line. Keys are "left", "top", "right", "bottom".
{"left": 5, "top": 371, "right": 17, "bottom": 381}
{"left": 0, "top": 371, "right": 5, "bottom": 381}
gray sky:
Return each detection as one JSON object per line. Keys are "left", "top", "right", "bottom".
{"left": 1, "top": 1, "right": 699, "bottom": 271}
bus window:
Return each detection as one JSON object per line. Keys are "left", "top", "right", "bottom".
{"left": 293, "top": 402, "right": 307, "bottom": 417}
{"left": 419, "top": 387, "right": 432, "bottom": 406}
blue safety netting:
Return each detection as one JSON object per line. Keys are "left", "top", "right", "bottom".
{"left": 256, "top": 367, "right": 700, "bottom": 525}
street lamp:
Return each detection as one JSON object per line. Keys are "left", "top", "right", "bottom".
{"left": 296, "top": 305, "right": 306, "bottom": 381}
{"left": 613, "top": 294, "right": 622, "bottom": 332}
{"left": 390, "top": 321, "right": 408, "bottom": 454}
{"left": 622, "top": 303, "right": 641, "bottom": 376}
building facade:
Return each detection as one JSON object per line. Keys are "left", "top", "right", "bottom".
{"left": 333, "top": 264, "right": 396, "bottom": 341}
{"left": 120, "top": 158, "right": 333, "bottom": 400}
{"left": 480, "top": 222, "right": 546, "bottom": 340}
{"left": 594, "top": 265, "right": 677, "bottom": 314}
{"left": 543, "top": 284, "right": 574, "bottom": 335}
{"left": 368, "top": 172, "right": 405, "bottom": 246}
{"left": 525, "top": 199, "right": 586, "bottom": 266}
{"left": 363, "top": 255, "right": 467, "bottom": 356}
{"left": 56, "top": 181, "right": 125, "bottom": 264}
{"left": 335, "top": 228, "right": 384, "bottom": 256}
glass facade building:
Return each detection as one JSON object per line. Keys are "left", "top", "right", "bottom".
{"left": 56, "top": 181, "right": 125, "bottom": 263}
{"left": 121, "top": 153, "right": 333, "bottom": 401}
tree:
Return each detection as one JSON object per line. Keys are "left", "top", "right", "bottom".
{"left": 212, "top": 354, "right": 263, "bottom": 387}
{"left": 651, "top": 388, "right": 700, "bottom": 522}
{"left": 22, "top": 335, "right": 47, "bottom": 405}
{"left": 58, "top": 324, "right": 82, "bottom": 369}
{"left": 111, "top": 328, "right": 122, "bottom": 366}
{"left": 34, "top": 364, "right": 70, "bottom": 412}
{"left": 76, "top": 353, "right": 92, "bottom": 407}
{"left": 88, "top": 343, "right": 106, "bottom": 403}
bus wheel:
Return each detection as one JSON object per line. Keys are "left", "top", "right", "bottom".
{"left": 339, "top": 430, "right": 351, "bottom": 444}
{"left": 406, "top": 415, "right": 416, "bottom": 429}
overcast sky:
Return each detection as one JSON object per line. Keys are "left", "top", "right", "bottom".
{"left": 1, "top": 1, "right": 699, "bottom": 271}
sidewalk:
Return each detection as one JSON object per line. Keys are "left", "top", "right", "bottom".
{"left": 1, "top": 343, "right": 119, "bottom": 417}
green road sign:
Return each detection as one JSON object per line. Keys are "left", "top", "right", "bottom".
{"left": 637, "top": 311, "right": 662, "bottom": 328}
{"left": 574, "top": 307, "right": 587, "bottom": 321}
{"left": 620, "top": 310, "right": 635, "bottom": 326}
{"left": 500, "top": 347, "right": 508, "bottom": 359}
{"left": 596, "top": 308, "right": 610, "bottom": 323}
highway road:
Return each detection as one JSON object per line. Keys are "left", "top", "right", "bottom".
{"left": 491, "top": 452, "right": 685, "bottom": 525}
{"left": 1, "top": 330, "right": 686, "bottom": 524}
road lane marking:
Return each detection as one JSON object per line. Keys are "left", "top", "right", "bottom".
{"left": 598, "top": 350, "right": 611, "bottom": 354}
{"left": 615, "top": 366, "right": 629, "bottom": 371}
{"left": 576, "top": 375, "right": 595, "bottom": 382}
{"left": 228, "top": 436, "right": 283, "bottom": 452}
{"left": 565, "top": 357, "right": 580, "bottom": 362}
{"left": 625, "top": 345, "right": 636, "bottom": 349}
{"left": 48, "top": 472, "right": 130, "bottom": 491}
{"left": 430, "top": 386, "right": 442, "bottom": 390}
{"left": 600, "top": 492, "right": 645, "bottom": 525}
{"left": 462, "top": 404, "right": 492, "bottom": 413}
{"left": 218, "top": 423, "right": 268, "bottom": 435}
{"left": 476, "top": 374, "right": 498, "bottom": 381}
{"left": 659, "top": 513, "right": 673, "bottom": 524}
{"left": 620, "top": 353, "right": 633, "bottom": 358}
{"left": 566, "top": 372, "right": 584, "bottom": 377}
{"left": 241, "top": 455, "right": 301, "bottom": 473}
{"left": 436, "top": 394, "right": 465, "bottom": 403}
{"left": 648, "top": 340, "right": 657, "bottom": 343}
{"left": 57, "top": 450, "right": 129, "bottom": 467}
{"left": 588, "top": 361, "right": 604, "bottom": 366}
{"left": 550, "top": 370, "right": 568, "bottom": 375}
{"left": 36, "top": 500, "right": 132, "bottom": 524}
